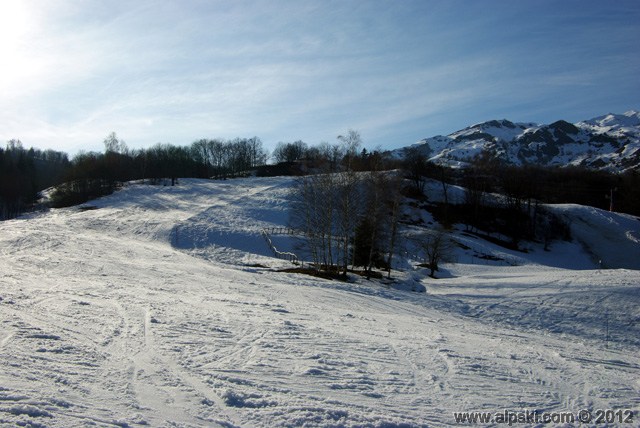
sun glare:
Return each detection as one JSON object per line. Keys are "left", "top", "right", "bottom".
{"left": 0, "top": 0, "right": 31, "bottom": 54}
{"left": 0, "top": 1, "right": 40, "bottom": 91}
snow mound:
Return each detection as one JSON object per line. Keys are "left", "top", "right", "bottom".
{"left": 550, "top": 204, "right": 640, "bottom": 269}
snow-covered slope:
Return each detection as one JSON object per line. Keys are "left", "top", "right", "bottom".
{"left": 396, "top": 111, "right": 640, "bottom": 172}
{"left": 1, "top": 178, "right": 639, "bottom": 427}
{"left": 550, "top": 204, "right": 640, "bottom": 269}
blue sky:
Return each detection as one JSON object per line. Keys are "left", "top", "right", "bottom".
{"left": 1, "top": 0, "right": 638, "bottom": 154}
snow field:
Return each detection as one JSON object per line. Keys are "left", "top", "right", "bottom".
{"left": 0, "top": 177, "right": 638, "bottom": 427}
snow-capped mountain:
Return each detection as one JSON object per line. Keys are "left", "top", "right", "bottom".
{"left": 396, "top": 111, "right": 640, "bottom": 172}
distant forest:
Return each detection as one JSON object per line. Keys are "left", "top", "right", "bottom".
{"left": 1, "top": 133, "right": 269, "bottom": 218}
{"left": 1, "top": 133, "right": 639, "bottom": 222}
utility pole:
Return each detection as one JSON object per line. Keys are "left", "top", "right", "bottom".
{"left": 605, "top": 311, "right": 610, "bottom": 349}
{"left": 608, "top": 187, "right": 617, "bottom": 212}
{"left": 609, "top": 188, "right": 614, "bottom": 212}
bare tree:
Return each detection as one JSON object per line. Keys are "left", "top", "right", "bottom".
{"left": 191, "top": 139, "right": 212, "bottom": 176}
{"left": 209, "top": 139, "right": 227, "bottom": 178}
{"left": 384, "top": 174, "right": 403, "bottom": 278}
{"left": 103, "top": 132, "right": 127, "bottom": 154}
{"left": 335, "top": 130, "right": 363, "bottom": 274}
{"left": 337, "top": 129, "right": 361, "bottom": 171}
{"left": 353, "top": 171, "right": 386, "bottom": 277}
{"left": 272, "top": 141, "right": 308, "bottom": 163}
{"left": 290, "top": 172, "right": 338, "bottom": 271}
{"left": 315, "top": 141, "right": 344, "bottom": 172}
{"left": 417, "top": 228, "right": 455, "bottom": 278}
{"left": 289, "top": 129, "right": 409, "bottom": 278}
{"left": 6, "top": 139, "right": 23, "bottom": 151}
{"left": 351, "top": 170, "right": 404, "bottom": 277}
{"left": 462, "top": 168, "right": 488, "bottom": 232}
{"left": 290, "top": 130, "right": 366, "bottom": 275}
{"left": 403, "top": 147, "right": 428, "bottom": 194}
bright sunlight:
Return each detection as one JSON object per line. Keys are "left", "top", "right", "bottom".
{"left": 0, "top": 0, "right": 30, "bottom": 54}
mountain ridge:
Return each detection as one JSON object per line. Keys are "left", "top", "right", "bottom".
{"left": 395, "top": 110, "right": 640, "bottom": 172}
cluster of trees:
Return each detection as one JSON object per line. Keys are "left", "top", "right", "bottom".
{"left": 50, "top": 142, "right": 200, "bottom": 207}
{"left": 404, "top": 149, "right": 640, "bottom": 250}
{"left": 458, "top": 154, "right": 640, "bottom": 241}
{"left": 464, "top": 153, "right": 640, "bottom": 216}
{"left": 290, "top": 131, "right": 404, "bottom": 278}
{"left": 416, "top": 162, "right": 573, "bottom": 249}
{"left": 191, "top": 137, "right": 268, "bottom": 178}
{"left": 1, "top": 133, "right": 270, "bottom": 215}
{"left": 0, "top": 140, "right": 69, "bottom": 220}
{"left": 52, "top": 134, "right": 268, "bottom": 207}
{"left": 272, "top": 140, "right": 309, "bottom": 163}
{"left": 288, "top": 145, "right": 638, "bottom": 275}
{"left": 270, "top": 140, "right": 395, "bottom": 173}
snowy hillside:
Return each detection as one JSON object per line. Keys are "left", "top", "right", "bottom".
{"left": 395, "top": 111, "right": 640, "bottom": 172}
{"left": 1, "top": 178, "right": 639, "bottom": 427}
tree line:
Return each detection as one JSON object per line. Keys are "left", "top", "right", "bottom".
{"left": 51, "top": 134, "right": 270, "bottom": 208}
{"left": 0, "top": 133, "right": 270, "bottom": 217}
{"left": 260, "top": 139, "right": 394, "bottom": 177}
{"left": 403, "top": 147, "right": 640, "bottom": 252}
{"left": 2, "top": 132, "right": 394, "bottom": 220}
{"left": 3, "top": 132, "right": 638, "bottom": 228}
{"left": 0, "top": 140, "right": 69, "bottom": 220}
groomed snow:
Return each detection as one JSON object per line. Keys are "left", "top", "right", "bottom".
{"left": 1, "top": 178, "right": 638, "bottom": 427}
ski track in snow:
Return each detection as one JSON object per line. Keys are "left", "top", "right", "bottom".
{"left": 0, "top": 177, "right": 639, "bottom": 427}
